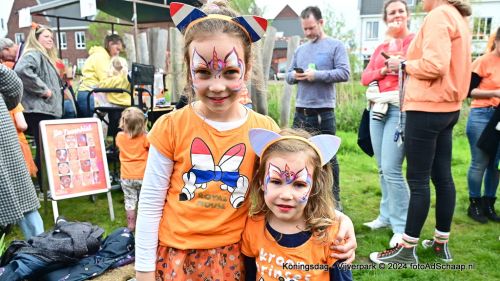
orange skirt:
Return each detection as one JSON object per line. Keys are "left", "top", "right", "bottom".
{"left": 19, "top": 140, "right": 37, "bottom": 177}
{"left": 155, "top": 242, "right": 243, "bottom": 281}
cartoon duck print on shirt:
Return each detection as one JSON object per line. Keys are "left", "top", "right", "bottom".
{"left": 179, "top": 138, "right": 249, "bottom": 208}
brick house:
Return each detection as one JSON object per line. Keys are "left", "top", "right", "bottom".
{"left": 269, "top": 5, "right": 304, "bottom": 78}
{"left": 6, "top": 0, "right": 90, "bottom": 70}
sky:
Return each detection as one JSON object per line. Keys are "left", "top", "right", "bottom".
{"left": 254, "top": 0, "right": 359, "bottom": 31}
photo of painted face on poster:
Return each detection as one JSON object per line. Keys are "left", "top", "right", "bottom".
{"left": 77, "top": 134, "right": 88, "bottom": 147}
{"left": 56, "top": 149, "right": 68, "bottom": 162}
{"left": 60, "top": 175, "right": 72, "bottom": 189}
{"left": 65, "top": 134, "right": 77, "bottom": 148}
{"left": 58, "top": 162, "right": 70, "bottom": 175}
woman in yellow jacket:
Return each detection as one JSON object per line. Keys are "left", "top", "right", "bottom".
{"left": 370, "top": 0, "right": 472, "bottom": 264}
{"left": 77, "top": 34, "right": 124, "bottom": 117}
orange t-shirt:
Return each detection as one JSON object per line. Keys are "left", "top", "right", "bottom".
{"left": 115, "top": 132, "right": 149, "bottom": 179}
{"left": 470, "top": 52, "right": 500, "bottom": 108}
{"left": 241, "top": 216, "right": 339, "bottom": 280}
{"left": 148, "top": 106, "right": 279, "bottom": 250}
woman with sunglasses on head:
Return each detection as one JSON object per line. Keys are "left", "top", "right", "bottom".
{"left": 15, "top": 23, "right": 63, "bottom": 189}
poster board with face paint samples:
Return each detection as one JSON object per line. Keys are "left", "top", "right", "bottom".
{"left": 40, "top": 118, "right": 111, "bottom": 200}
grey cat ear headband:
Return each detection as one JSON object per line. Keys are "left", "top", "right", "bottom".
{"left": 169, "top": 2, "right": 267, "bottom": 43}
{"left": 248, "top": 129, "right": 341, "bottom": 166}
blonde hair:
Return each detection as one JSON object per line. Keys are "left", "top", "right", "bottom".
{"left": 118, "top": 107, "right": 147, "bottom": 138}
{"left": 447, "top": 0, "right": 472, "bottom": 17}
{"left": 108, "top": 56, "right": 128, "bottom": 77}
{"left": 23, "top": 24, "right": 59, "bottom": 67}
{"left": 249, "top": 128, "right": 337, "bottom": 241}
{"left": 182, "top": 1, "right": 254, "bottom": 105}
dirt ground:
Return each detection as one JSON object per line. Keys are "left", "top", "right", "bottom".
{"left": 91, "top": 263, "right": 135, "bottom": 281}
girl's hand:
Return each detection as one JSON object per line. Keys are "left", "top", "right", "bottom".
{"left": 330, "top": 212, "right": 357, "bottom": 264}
{"left": 42, "top": 89, "right": 52, "bottom": 99}
{"left": 136, "top": 271, "right": 155, "bottom": 281}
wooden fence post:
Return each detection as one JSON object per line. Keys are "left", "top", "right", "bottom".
{"left": 137, "top": 32, "right": 149, "bottom": 64}
{"left": 280, "top": 36, "right": 300, "bottom": 127}
{"left": 123, "top": 33, "right": 136, "bottom": 68}
{"left": 169, "top": 27, "right": 185, "bottom": 103}
{"left": 149, "top": 28, "right": 169, "bottom": 71}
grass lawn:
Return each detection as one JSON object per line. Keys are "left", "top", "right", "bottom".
{"left": 2, "top": 81, "right": 499, "bottom": 280}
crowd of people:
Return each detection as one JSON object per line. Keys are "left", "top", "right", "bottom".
{"left": 0, "top": 0, "right": 498, "bottom": 280}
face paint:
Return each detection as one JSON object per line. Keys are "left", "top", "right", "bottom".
{"left": 191, "top": 47, "right": 245, "bottom": 84}
{"left": 265, "top": 163, "right": 313, "bottom": 204}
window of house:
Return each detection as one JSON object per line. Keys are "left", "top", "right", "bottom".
{"left": 77, "top": 58, "right": 86, "bottom": 70}
{"left": 58, "top": 32, "right": 67, "bottom": 49}
{"left": 366, "top": 21, "right": 379, "bottom": 40}
{"left": 62, "top": 58, "right": 69, "bottom": 66}
{"left": 75, "top": 31, "right": 86, "bottom": 49}
{"left": 406, "top": 0, "right": 415, "bottom": 6}
{"left": 471, "top": 17, "right": 492, "bottom": 40}
{"left": 15, "top": 33, "right": 25, "bottom": 44}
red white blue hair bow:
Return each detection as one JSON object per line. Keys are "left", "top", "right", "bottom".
{"left": 249, "top": 129, "right": 341, "bottom": 167}
{"left": 169, "top": 2, "right": 268, "bottom": 43}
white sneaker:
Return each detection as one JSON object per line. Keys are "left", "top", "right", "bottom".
{"left": 389, "top": 233, "right": 403, "bottom": 248}
{"left": 363, "top": 218, "right": 390, "bottom": 230}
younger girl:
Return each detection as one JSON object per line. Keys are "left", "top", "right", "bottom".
{"left": 242, "top": 128, "right": 352, "bottom": 280}
{"left": 116, "top": 107, "right": 149, "bottom": 231}
{"left": 135, "top": 2, "right": 356, "bottom": 280}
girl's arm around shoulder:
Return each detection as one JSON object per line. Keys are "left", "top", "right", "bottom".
{"left": 330, "top": 211, "right": 356, "bottom": 264}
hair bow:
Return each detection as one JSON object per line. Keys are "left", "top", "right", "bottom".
{"left": 169, "top": 2, "right": 267, "bottom": 43}
{"left": 31, "top": 22, "right": 40, "bottom": 30}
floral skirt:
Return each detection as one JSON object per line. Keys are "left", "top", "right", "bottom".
{"left": 155, "top": 242, "right": 243, "bottom": 281}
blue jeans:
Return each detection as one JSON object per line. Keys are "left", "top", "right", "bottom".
{"left": 370, "top": 105, "right": 409, "bottom": 233}
{"left": 18, "top": 210, "right": 44, "bottom": 240}
{"left": 292, "top": 109, "right": 340, "bottom": 201}
{"left": 77, "top": 90, "right": 94, "bottom": 118}
{"left": 466, "top": 107, "right": 500, "bottom": 198}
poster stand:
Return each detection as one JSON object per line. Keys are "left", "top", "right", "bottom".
{"left": 40, "top": 118, "right": 115, "bottom": 222}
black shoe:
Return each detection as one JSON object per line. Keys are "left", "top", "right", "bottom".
{"left": 467, "top": 197, "right": 488, "bottom": 223}
{"left": 483, "top": 196, "right": 500, "bottom": 222}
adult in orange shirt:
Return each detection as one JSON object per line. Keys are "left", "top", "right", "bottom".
{"left": 116, "top": 107, "right": 150, "bottom": 231}
{"left": 466, "top": 27, "right": 500, "bottom": 223}
{"left": 370, "top": 0, "right": 472, "bottom": 264}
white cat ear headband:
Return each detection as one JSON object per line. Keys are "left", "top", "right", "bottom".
{"left": 248, "top": 129, "right": 341, "bottom": 166}
{"left": 169, "top": 2, "right": 268, "bottom": 43}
